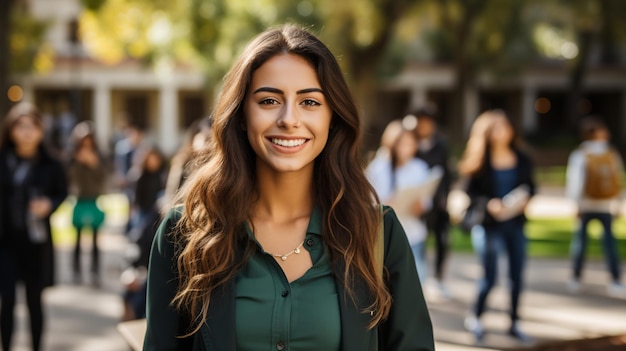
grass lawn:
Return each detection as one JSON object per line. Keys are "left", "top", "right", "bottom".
{"left": 447, "top": 217, "right": 626, "bottom": 259}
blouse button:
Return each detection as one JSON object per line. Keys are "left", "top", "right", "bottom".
{"left": 305, "top": 238, "right": 315, "bottom": 247}
{"left": 276, "top": 341, "right": 285, "bottom": 350}
{"left": 281, "top": 290, "right": 289, "bottom": 297}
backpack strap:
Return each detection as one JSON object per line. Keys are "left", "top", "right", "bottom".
{"left": 375, "top": 205, "right": 385, "bottom": 280}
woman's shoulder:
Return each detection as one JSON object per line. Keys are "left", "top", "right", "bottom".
{"left": 514, "top": 148, "right": 533, "bottom": 164}
{"left": 161, "top": 206, "right": 184, "bottom": 229}
{"left": 152, "top": 207, "right": 184, "bottom": 257}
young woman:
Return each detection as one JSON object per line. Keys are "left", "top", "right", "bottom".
{"left": 459, "top": 109, "right": 535, "bottom": 344}
{"left": 366, "top": 125, "right": 433, "bottom": 281}
{"left": 144, "top": 24, "right": 434, "bottom": 351}
{"left": 68, "top": 121, "right": 107, "bottom": 285}
{"left": 0, "top": 102, "right": 68, "bottom": 351}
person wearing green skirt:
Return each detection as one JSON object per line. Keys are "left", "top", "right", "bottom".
{"left": 69, "top": 122, "right": 107, "bottom": 286}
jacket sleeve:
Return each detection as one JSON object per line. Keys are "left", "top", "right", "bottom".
{"left": 143, "top": 208, "right": 189, "bottom": 351}
{"left": 379, "top": 207, "right": 434, "bottom": 351}
{"left": 519, "top": 152, "right": 536, "bottom": 198}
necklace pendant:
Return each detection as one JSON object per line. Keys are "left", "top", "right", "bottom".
{"left": 294, "top": 247, "right": 300, "bottom": 254}
{"left": 281, "top": 255, "right": 288, "bottom": 261}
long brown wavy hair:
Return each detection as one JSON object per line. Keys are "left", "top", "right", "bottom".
{"left": 458, "top": 109, "right": 520, "bottom": 176}
{"left": 172, "top": 24, "right": 391, "bottom": 334}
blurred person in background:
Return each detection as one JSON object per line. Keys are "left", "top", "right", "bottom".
{"left": 122, "top": 146, "right": 168, "bottom": 320}
{"left": 144, "top": 24, "right": 433, "bottom": 350}
{"left": 131, "top": 146, "right": 168, "bottom": 230}
{"left": 122, "top": 120, "right": 211, "bottom": 321}
{"left": 565, "top": 115, "right": 625, "bottom": 298}
{"left": 68, "top": 121, "right": 107, "bottom": 286}
{"left": 51, "top": 99, "right": 77, "bottom": 163}
{"left": 163, "top": 117, "right": 212, "bottom": 206}
{"left": 367, "top": 122, "right": 433, "bottom": 281}
{"left": 113, "top": 120, "right": 149, "bottom": 232}
{"left": 0, "top": 102, "right": 68, "bottom": 351}
{"left": 367, "top": 119, "right": 403, "bottom": 164}
{"left": 458, "top": 109, "right": 535, "bottom": 344}
{"left": 412, "top": 106, "right": 453, "bottom": 299}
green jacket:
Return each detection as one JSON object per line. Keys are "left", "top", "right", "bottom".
{"left": 143, "top": 207, "right": 434, "bottom": 351}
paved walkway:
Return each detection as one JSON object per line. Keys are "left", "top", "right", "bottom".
{"left": 431, "top": 254, "right": 626, "bottom": 351}
{"left": 9, "top": 189, "right": 626, "bottom": 351}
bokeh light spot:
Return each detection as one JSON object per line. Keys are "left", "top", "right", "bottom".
{"left": 535, "top": 97, "right": 551, "bottom": 114}
{"left": 7, "top": 85, "right": 24, "bottom": 102}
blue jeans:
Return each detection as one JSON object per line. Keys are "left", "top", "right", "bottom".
{"left": 571, "top": 212, "right": 621, "bottom": 282}
{"left": 471, "top": 221, "right": 526, "bottom": 322}
{"left": 411, "top": 241, "right": 428, "bottom": 282}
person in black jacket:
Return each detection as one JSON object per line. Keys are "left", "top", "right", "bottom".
{"left": 122, "top": 146, "right": 168, "bottom": 320}
{"left": 0, "top": 102, "right": 68, "bottom": 351}
{"left": 412, "top": 106, "right": 453, "bottom": 298}
{"left": 458, "top": 109, "right": 535, "bottom": 344}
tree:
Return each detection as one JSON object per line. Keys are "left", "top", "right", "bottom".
{"left": 0, "top": 0, "right": 16, "bottom": 117}
{"left": 316, "top": 0, "right": 420, "bottom": 148}
{"left": 415, "top": 0, "right": 538, "bottom": 140}
{"left": 79, "top": 0, "right": 421, "bottom": 149}
{"left": 1, "top": 0, "right": 50, "bottom": 118}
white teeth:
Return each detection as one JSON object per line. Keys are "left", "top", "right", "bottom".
{"left": 271, "top": 138, "right": 306, "bottom": 147}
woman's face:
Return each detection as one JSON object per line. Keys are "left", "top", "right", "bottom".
{"left": 488, "top": 116, "right": 514, "bottom": 147}
{"left": 393, "top": 131, "right": 418, "bottom": 165}
{"left": 415, "top": 117, "right": 435, "bottom": 140}
{"left": 10, "top": 115, "right": 43, "bottom": 155}
{"left": 79, "top": 135, "right": 95, "bottom": 150}
{"left": 243, "top": 53, "right": 332, "bottom": 174}
{"left": 145, "top": 152, "right": 163, "bottom": 172}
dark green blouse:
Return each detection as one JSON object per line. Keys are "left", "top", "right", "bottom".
{"left": 236, "top": 208, "right": 340, "bottom": 351}
{"left": 143, "top": 206, "right": 435, "bottom": 351}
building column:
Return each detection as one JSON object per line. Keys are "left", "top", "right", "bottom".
{"left": 94, "top": 83, "right": 111, "bottom": 153}
{"left": 20, "top": 80, "right": 35, "bottom": 103}
{"left": 522, "top": 86, "right": 537, "bottom": 134}
{"left": 158, "top": 85, "right": 179, "bottom": 155}
{"left": 409, "top": 86, "right": 428, "bottom": 112}
{"left": 463, "top": 83, "right": 479, "bottom": 135}
{"left": 621, "top": 88, "right": 626, "bottom": 148}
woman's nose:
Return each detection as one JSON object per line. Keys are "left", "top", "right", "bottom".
{"left": 276, "top": 104, "right": 301, "bottom": 128}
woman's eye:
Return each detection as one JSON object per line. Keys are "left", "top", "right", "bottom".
{"left": 259, "top": 98, "right": 279, "bottom": 105}
{"left": 302, "top": 99, "right": 320, "bottom": 107}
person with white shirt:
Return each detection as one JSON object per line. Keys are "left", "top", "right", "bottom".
{"left": 565, "top": 115, "right": 625, "bottom": 298}
{"left": 367, "top": 125, "right": 432, "bottom": 281}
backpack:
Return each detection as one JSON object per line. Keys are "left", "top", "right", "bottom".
{"left": 583, "top": 149, "right": 621, "bottom": 199}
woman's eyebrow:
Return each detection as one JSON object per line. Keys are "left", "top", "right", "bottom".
{"left": 296, "top": 88, "right": 324, "bottom": 95}
{"left": 252, "top": 87, "right": 324, "bottom": 95}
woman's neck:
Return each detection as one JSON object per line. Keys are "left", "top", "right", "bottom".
{"left": 15, "top": 146, "right": 38, "bottom": 159}
{"left": 490, "top": 143, "right": 511, "bottom": 155}
{"left": 395, "top": 156, "right": 411, "bottom": 168}
{"left": 253, "top": 165, "right": 314, "bottom": 222}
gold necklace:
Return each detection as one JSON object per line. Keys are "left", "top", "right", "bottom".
{"left": 266, "top": 240, "right": 305, "bottom": 261}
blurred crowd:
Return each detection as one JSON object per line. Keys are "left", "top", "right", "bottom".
{"left": 0, "top": 99, "right": 624, "bottom": 350}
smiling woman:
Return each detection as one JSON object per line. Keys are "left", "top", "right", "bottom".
{"left": 143, "top": 24, "right": 434, "bottom": 351}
